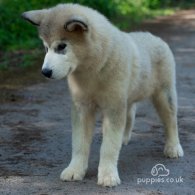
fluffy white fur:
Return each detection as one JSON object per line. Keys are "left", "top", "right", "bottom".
{"left": 22, "top": 3, "right": 184, "bottom": 187}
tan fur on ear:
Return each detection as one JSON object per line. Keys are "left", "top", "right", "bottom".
{"left": 21, "top": 10, "right": 47, "bottom": 26}
{"left": 65, "top": 16, "right": 88, "bottom": 32}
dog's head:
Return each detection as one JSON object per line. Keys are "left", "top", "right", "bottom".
{"left": 22, "top": 4, "right": 107, "bottom": 79}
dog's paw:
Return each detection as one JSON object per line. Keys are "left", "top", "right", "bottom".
{"left": 164, "top": 143, "right": 184, "bottom": 158}
{"left": 122, "top": 131, "right": 132, "bottom": 146}
{"left": 60, "top": 166, "right": 85, "bottom": 181}
{"left": 98, "top": 167, "right": 121, "bottom": 187}
{"left": 122, "top": 135, "right": 131, "bottom": 146}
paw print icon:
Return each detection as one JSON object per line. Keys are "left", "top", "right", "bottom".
{"left": 151, "top": 164, "right": 170, "bottom": 177}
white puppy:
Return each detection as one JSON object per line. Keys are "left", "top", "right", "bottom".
{"left": 22, "top": 3, "right": 184, "bottom": 187}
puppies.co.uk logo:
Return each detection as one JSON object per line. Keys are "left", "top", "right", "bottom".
{"left": 151, "top": 164, "right": 169, "bottom": 177}
{"left": 137, "top": 163, "right": 184, "bottom": 185}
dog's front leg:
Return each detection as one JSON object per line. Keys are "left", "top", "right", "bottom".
{"left": 60, "top": 103, "right": 95, "bottom": 181}
{"left": 98, "top": 106, "right": 126, "bottom": 187}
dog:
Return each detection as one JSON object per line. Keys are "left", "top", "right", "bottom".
{"left": 22, "top": 3, "right": 184, "bottom": 187}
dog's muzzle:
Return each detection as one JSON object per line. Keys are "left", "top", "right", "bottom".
{"left": 42, "top": 68, "right": 52, "bottom": 78}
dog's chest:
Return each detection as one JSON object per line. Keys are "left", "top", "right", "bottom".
{"left": 68, "top": 74, "right": 102, "bottom": 106}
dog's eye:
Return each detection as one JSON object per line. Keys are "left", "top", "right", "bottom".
{"left": 45, "top": 47, "right": 48, "bottom": 53}
{"left": 57, "top": 43, "right": 66, "bottom": 51}
{"left": 55, "top": 43, "right": 67, "bottom": 54}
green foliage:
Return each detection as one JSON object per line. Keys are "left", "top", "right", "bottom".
{"left": 1, "top": 0, "right": 194, "bottom": 51}
{"left": 0, "top": 0, "right": 194, "bottom": 69}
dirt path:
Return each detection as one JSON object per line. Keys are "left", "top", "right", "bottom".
{"left": 0, "top": 10, "right": 195, "bottom": 195}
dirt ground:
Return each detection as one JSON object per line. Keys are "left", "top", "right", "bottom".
{"left": 0, "top": 10, "right": 195, "bottom": 195}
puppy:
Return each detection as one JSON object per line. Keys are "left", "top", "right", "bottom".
{"left": 22, "top": 3, "right": 184, "bottom": 187}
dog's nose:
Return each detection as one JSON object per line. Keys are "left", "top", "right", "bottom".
{"left": 42, "top": 68, "right": 52, "bottom": 78}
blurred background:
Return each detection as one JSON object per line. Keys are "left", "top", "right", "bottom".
{"left": 0, "top": 1, "right": 195, "bottom": 194}
{"left": 0, "top": 0, "right": 194, "bottom": 97}
{"left": 0, "top": 0, "right": 194, "bottom": 71}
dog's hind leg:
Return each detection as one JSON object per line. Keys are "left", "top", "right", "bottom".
{"left": 60, "top": 103, "right": 96, "bottom": 181}
{"left": 152, "top": 87, "right": 184, "bottom": 158}
{"left": 123, "top": 103, "right": 136, "bottom": 145}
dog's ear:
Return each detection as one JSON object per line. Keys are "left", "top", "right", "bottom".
{"left": 21, "top": 10, "right": 47, "bottom": 26}
{"left": 65, "top": 16, "right": 88, "bottom": 32}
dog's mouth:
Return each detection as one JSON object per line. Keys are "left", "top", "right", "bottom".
{"left": 67, "top": 67, "right": 72, "bottom": 76}
{"left": 52, "top": 67, "right": 73, "bottom": 80}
